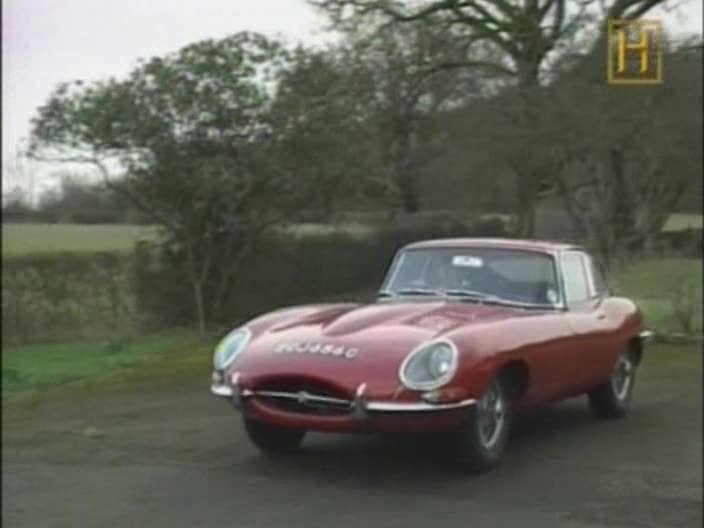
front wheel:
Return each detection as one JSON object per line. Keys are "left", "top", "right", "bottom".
{"left": 449, "top": 377, "right": 512, "bottom": 473}
{"left": 588, "top": 348, "right": 636, "bottom": 419}
{"left": 243, "top": 418, "right": 305, "bottom": 454}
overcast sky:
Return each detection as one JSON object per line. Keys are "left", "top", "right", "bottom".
{"left": 2, "top": 0, "right": 333, "bottom": 193}
{"left": 2, "top": 0, "right": 702, "bottom": 193}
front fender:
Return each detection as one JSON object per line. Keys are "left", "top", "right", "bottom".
{"left": 453, "top": 355, "right": 500, "bottom": 400}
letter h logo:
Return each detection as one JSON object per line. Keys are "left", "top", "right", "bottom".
{"left": 607, "top": 19, "right": 663, "bottom": 85}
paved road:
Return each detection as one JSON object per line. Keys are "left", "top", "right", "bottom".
{"left": 3, "top": 346, "right": 702, "bottom": 528}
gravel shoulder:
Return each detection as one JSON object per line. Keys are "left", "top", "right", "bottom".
{"left": 2, "top": 344, "right": 702, "bottom": 528}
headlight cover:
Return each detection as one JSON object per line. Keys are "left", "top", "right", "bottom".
{"left": 399, "top": 339, "right": 458, "bottom": 391}
{"left": 213, "top": 328, "right": 251, "bottom": 371}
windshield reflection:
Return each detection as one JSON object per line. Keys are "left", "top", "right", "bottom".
{"left": 380, "top": 248, "right": 561, "bottom": 308}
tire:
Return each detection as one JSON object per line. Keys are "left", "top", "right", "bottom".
{"left": 243, "top": 418, "right": 305, "bottom": 454}
{"left": 588, "top": 347, "right": 637, "bottom": 419}
{"left": 449, "top": 377, "right": 512, "bottom": 473}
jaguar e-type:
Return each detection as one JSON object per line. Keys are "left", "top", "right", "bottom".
{"left": 210, "top": 238, "right": 652, "bottom": 471}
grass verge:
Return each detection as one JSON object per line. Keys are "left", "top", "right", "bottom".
{"left": 611, "top": 258, "right": 703, "bottom": 335}
{"left": 2, "top": 331, "right": 215, "bottom": 404}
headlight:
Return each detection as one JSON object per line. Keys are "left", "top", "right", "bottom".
{"left": 399, "top": 339, "right": 458, "bottom": 390}
{"left": 213, "top": 328, "right": 251, "bottom": 371}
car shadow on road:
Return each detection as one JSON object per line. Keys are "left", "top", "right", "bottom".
{"left": 230, "top": 399, "right": 600, "bottom": 489}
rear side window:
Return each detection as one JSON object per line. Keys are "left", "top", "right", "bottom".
{"left": 562, "top": 252, "right": 590, "bottom": 304}
{"left": 587, "top": 256, "right": 608, "bottom": 296}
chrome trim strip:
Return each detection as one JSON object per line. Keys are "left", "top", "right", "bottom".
{"left": 554, "top": 248, "right": 565, "bottom": 306}
{"left": 230, "top": 372, "right": 242, "bottom": 408}
{"left": 365, "top": 398, "right": 476, "bottom": 412}
{"left": 352, "top": 383, "right": 368, "bottom": 419}
{"left": 639, "top": 330, "right": 655, "bottom": 343}
{"left": 381, "top": 251, "right": 406, "bottom": 292}
{"left": 355, "top": 383, "right": 367, "bottom": 398}
{"left": 210, "top": 376, "right": 477, "bottom": 413}
{"left": 398, "top": 338, "right": 459, "bottom": 391}
{"left": 254, "top": 390, "right": 350, "bottom": 406}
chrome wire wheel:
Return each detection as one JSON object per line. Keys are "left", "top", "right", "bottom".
{"left": 588, "top": 346, "right": 637, "bottom": 419}
{"left": 477, "top": 381, "right": 506, "bottom": 450}
{"left": 611, "top": 353, "right": 634, "bottom": 400}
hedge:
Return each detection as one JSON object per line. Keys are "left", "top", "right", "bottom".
{"left": 2, "top": 252, "right": 136, "bottom": 345}
{"left": 2, "top": 218, "right": 506, "bottom": 344}
{"left": 135, "top": 217, "right": 506, "bottom": 330}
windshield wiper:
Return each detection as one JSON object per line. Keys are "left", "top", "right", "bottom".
{"left": 377, "top": 290, "right": 396, "bottom": 298}
{"left": 443, "top": 289, "right": 510, "bottom": 305}
{"left": 395, "top": 287, "right": 446, "bottom": 297}
{"left": 443, "top": 289, "right": 519, "bottom": 305}
{"left": 443, "top": 289, "right": 552, "bottom": 309}
{"left": 442, "top": 289, "right": 492, "bottom": 299}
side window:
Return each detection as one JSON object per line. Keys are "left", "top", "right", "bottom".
{"left": 561, "top": 252, "right": 590, "bottom": 304}
{"left": 587, "top": 256, "right": 608, "bottom": 296}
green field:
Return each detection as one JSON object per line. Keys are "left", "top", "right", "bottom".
{"left": 661, "top": 213, "right": 703, "bottom": 232}
{"left": 1, "top": 223, "right": 158, "bottom": 257}
{"left": 612, "top": 258, "right": 703, "bottom": 335}
{"left": 3, "top": 213, "right": 700, "bottom": 257}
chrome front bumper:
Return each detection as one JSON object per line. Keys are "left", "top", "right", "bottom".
{"left": 211, "top": 384, "right": 237, "bottom": 397}
{"left": 210, "top": 372, "right": 476, "bottom": 414}
{"left": 639, "top": 330, "right": 655, "bottom": 344}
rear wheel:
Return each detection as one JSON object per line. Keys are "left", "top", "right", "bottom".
{"left": 588, "top": 347, "right": 636, "bottom": 418}
{"left": 243, "top": 418, "right": 305, "bottom": 454}
{"left": 450, "top": 377, "right": 512, "bottom": 473}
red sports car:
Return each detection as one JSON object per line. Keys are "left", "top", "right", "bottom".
{"left": 211, "top": 238, "right": 653, "bottom": 471}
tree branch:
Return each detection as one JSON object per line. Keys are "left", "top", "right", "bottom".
{"left": 420, "top": 59, "right": 517, "bottom": 78}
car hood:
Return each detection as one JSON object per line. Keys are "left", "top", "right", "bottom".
{"left": 230, "top": 300, "right": 535, "bottom": 396}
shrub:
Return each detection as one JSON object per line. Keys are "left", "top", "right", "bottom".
{"left": 667, "top": 279, "right": 700, "bottom": 335}
{"left": 658, "top": 228, "right": 703, "bottom": 258}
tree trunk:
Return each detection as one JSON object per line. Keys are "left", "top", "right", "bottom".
{"left": 509, "top": 164, "right": 540, "bottom": 238}
{"left": 516, "top": 59, "right": 540, "bottom": 90}
{"left": 211, "top": 231, "right": 260, "bottom": 324}
{"left": 192, "top": 278, "right": 206, "bottom": 335}
{"left": 184, "top": 237, "right": 208, "bottom": 335}
{"left": 608, "top": 148, "right": 634, "bottom": 247}
{"left": 513, "top": 191, "right": 536, "bottom": 238}
{"left": 394, "top": 169, "right": 420, "bottom": 213}
{"left": 390, "top": 125, "right": 420, "bottom": 213}
{"left": 509, "top": 57, "right": 542, "bottom": 238}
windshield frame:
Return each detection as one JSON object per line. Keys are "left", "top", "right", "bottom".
{"left": 379, "top": 246, "right": 566, "bottom": 310}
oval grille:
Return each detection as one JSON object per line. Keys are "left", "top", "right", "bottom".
{"left": 254, "top": 379, "right": 352, "bottom": 416}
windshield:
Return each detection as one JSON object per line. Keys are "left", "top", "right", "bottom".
{"left": 380, "top": 247, "right": 561, "bottom": 307}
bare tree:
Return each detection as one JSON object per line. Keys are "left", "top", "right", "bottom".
{"left": 3, "top": 150, "right": 39, "bottom": 208}
{"left": 312, "top": 0, "right": 668, "bottom": 235}
{"left": 344, "top": 23, "right": 485, "bottom": 212}
{"left": 544, "top": 43, "right": 701, "bottom": 266}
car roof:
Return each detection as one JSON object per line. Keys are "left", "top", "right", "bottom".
{"left": 401, "top": 238, "right": 583, "bottom": 254}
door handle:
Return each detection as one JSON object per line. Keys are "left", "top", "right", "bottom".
{"left": 596, "top": 312, "right": 606, "bottom": 320}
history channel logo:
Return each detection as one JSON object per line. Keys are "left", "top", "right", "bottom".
{"left": 607, "top": 19, "right": 663, "bottom": 85}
